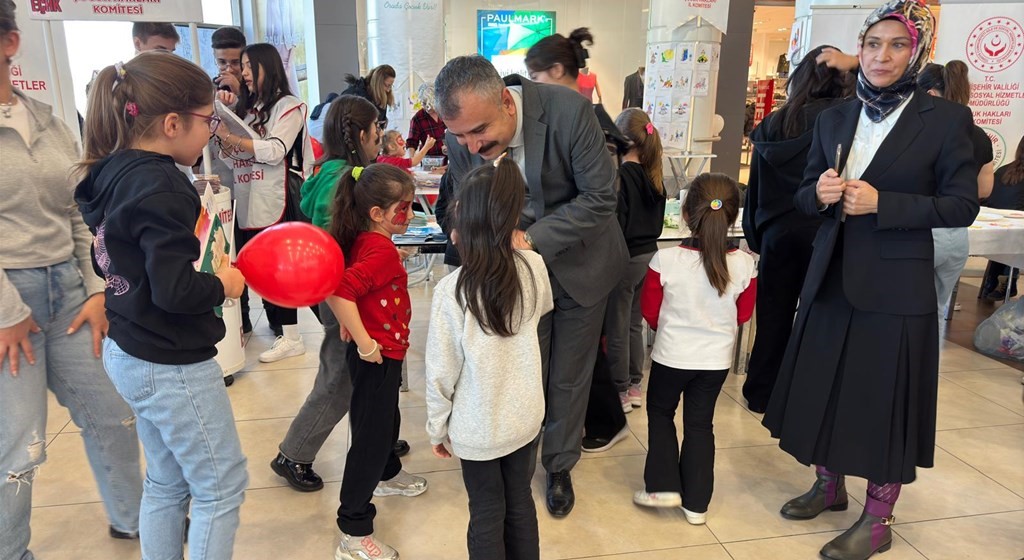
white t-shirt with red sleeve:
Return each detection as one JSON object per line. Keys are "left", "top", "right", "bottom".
{"left": 640, "top": 244, "right": 758, "bottom": 370}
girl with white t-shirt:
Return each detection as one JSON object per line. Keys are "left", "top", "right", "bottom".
{"left": 633, "top": 173, "right": 757, "bottom": 525}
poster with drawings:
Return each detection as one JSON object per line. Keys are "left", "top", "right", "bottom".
{"left": 695, "top": 45, "right": 711, "bottom": 69}
{"left": 669, "top": 124, "right": 688, "bottom": 147}
{"left": 672, "top": 94, "right": 690, "bottom": 120}
{"left": 711, "top": 44, "right": 721, "bottom": 69}
{"left": 677, "top": 42, "right": 694, "bottom": 68}
{"left": 693, "top": 71, "right": 710, "bottom": 97}
{"left": 654, "top": 93, "right": 672, "bottom": 123}
{"left": 658, "top": 70, "right": 675, "bottom": 91}
{"left": 673, "top": 66, "right": 692, "bottom": 95}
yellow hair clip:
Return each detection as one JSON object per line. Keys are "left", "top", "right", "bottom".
{"left": 352, "top": 166, "right": 364, "bottom": 181}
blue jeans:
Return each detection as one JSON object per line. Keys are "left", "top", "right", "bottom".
{"left": 103, "top": 338, "right": 248, "bottom": 560}
{"left": 0, "top": 262, "right": 142, "bottom": 560}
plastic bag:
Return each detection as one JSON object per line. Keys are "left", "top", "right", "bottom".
{"left": 973, "top": 298, "right": 1024, "bottom": 362}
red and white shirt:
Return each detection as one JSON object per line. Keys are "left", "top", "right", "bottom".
{"left": 640, "top": 244, "right": 757, "bottom": 370}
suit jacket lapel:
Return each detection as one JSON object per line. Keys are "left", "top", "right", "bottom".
{"left": 833, "top": 101, "right": 860, "bottom": 174}
{"left": 860, "top": 93, "right": 927, "bottom": 184}
{"left": 518, "top": 80, "right": 548, "bottom": 220}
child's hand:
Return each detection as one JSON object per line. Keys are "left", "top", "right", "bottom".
{"left": 397, "top": 248, "right": 414, "bottom": 261}
{"left": 432, "top": 442, "right": 451, "bottom": 459}
{"left": 340, "top": 325, "right": 352, "bottom": 342}
{"left": 216, "top": 263, "right": 245, "bottom": 299}
{"left": 357, "top": 340, "right": 383, "bottom": 364}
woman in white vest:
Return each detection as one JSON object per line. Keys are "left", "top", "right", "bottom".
{"left": 214, "top": 42, "right": 314, "bottom": 363}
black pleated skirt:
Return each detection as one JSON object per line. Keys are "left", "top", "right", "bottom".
{"left": 762, "top": 228, "right": 939, "bottom": 484}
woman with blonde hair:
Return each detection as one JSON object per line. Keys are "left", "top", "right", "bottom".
{"left": 342, "top": 64, "right": 397, "bottom": 127}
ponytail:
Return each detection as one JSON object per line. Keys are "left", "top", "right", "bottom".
{"left": 918, "top": 60, "right": 971, "bottom": 107}
{"left": 682, "top": 173, "right": 741, "bottom": 296}
{"left": 327, "top": 163, "right": 414, "bottom": 255}
{"left": 79, "top": 52, "right": 214, "bottom": 173}
{"left": 615, "top": 108, "right": 664, "bottom": 195}
{"left": 318, "top": 94, "right": 378, "bottom": 167}
{"left": 525, "top": 27, "right": 593, "bottom": 79}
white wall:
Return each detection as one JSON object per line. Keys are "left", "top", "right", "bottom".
{"left": 443, "top": 0, "right": 649, "bottom": 112}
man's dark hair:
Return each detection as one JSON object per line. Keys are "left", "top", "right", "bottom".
{"left": 433, "top": 55, "right": 505, "bottom": 120}
{"left": 211, "top": 26, "right": 246, "bottom": 50}
{"left": 132, "top": 22, "right": 179, "bottom": 42}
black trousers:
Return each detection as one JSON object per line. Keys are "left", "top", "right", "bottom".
{"left": 742, "top": 221, "right": 818, "bottom": 409}
{"left": 584, "top": 346, "right": 627, "bottom": 440}
{"left": 644, "top": 361, "right": 728, "bottom": 513}
{"left": 460, "top": 439, "right": 540, "bottom": 560}
{"left": 336, "top": 345, "right": 403, "bottom": 536}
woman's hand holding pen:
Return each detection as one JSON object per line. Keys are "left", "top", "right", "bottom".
{"left": 817, "top": 168, "right": 846, "bottom": 206}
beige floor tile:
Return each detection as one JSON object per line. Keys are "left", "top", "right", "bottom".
{"left": 704, "top": 446, "right": 867, "bottom": 543}
{"left": 234, "top": 484, "right": 344, "bottom": 559}
{"left": 29, "top": 501, "right": 140, "bottom": 560}
{"left": 33, "top": 432, "right": 104, "bottom": 507}
{"left": 935, "top": 378, "right": 1024, "bottom": 431}
{"left": 241, "top": 332, "right": 326, "bottom": 373}
{"left": 236, "top": 417, "right": 351, "bottom": 489}
{"left": 225, "top": 367, "right": 318, "bottom": 422}
{"left": 249, "top": 303, "right": 324, "bottom": 336}
{"left": 935, "top": 424, "right": 1024, "bottom": 499}
{"left": 941, "top": 367, "right": 1024, "bottom": 417}
{"left": 939, "top": 342, "right": 1011, "bottom": 373}
{"left": 725, "top": 530, "right": 926, "bottom": 559}
{"left": 890, "top": 447, "right": 1024, "bottom": 524}
{"left": 611, "top": 544, "right": 734, "bottom": 559}
{"left": 894, "top": 511, "right": 1024, "bottom": 560}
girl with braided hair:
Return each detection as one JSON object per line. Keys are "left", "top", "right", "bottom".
{"left": 271, "top": 94, "right": 413, "bottom": 492}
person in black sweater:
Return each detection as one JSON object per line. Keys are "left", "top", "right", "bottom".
{"left": 741, "top": 45, "right": 853, "bottom": 413}
{"left": 74, "top": 53, "right": 248, "bottom": 557}
{"left": 979, "top": 134, "right": 1024, "bottom": 299}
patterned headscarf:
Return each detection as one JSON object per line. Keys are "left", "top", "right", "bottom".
{"left": 855, "top": 0, "right": 936, "bottom": 122}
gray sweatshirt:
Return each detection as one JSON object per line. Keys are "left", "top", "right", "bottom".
{"left": 425, "top": 250, "right": 553, "bottom": 461}
{"left": 0, "top": 91, "right": 105, "bottom": 328}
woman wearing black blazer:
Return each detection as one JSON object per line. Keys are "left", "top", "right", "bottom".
{"left": 762, "top": 2, "right": 979, "bottom": 559}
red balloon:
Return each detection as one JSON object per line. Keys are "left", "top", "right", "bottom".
{"left": 235, "top": 222, "right": 345, "bottom": 308}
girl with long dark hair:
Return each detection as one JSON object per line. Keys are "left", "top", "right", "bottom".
{"left": 426, "top": 156, "right": 553, "bottom": 559}
{"left": 634, "top": 173, "right": 757, "bottom": 524}
{"left": 740, "top": 45, "right": 854, "bottom": 412}
{"left": 212, "top": 42, "right": 313, "bottom": 361}
{"left": 978, "top": 134, "right": 1024, "bottom": 299}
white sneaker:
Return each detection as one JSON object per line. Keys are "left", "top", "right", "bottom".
{"left": 619, "top": 391, "right": 633, "bottom": 413}
{"left": 633, "top": 490, "right": 682, "bottom": 508}
{"left": 682, "top": 507, "right": 707, "bottom": 525}
{"left": 335, "top": 532, "right": 399, "bottom": 560}
{"left": 258, "top": 336, "right": 305, "bottom": 363}
{"left": 627, "top": 383, "right": 643, "bottom": 407}
{"left": 373, "top": 470, "right": 427, "bottom": 497}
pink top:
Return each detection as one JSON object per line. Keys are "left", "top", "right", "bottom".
{"left": 576, "top": 72, "right": 597, "bottom": 102}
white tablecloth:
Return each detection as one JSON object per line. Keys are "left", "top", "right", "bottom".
{"left": 968, "top": 207, "right": 1024, "bottom": 269}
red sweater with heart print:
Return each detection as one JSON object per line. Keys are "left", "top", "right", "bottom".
{"left": 333, "top": 231, "right": 411, "bottom": 360}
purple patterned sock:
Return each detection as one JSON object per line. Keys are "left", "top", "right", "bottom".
{"left": 867, "top": 482, "right": 901, "bottom": 505}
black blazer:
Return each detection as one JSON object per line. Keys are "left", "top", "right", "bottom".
{"left": 795, "top": 92, "right": 979, "bottom": 316}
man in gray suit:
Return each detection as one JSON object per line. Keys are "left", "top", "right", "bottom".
{"left": 435, "top": 55, "right": 628, "bottom": 517}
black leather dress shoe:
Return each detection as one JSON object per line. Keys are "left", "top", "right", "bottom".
{"left": 270, "top": 452, "right": 324, "bottom": 492}
{"left": 546, "top": 470, "right": 575, "bottom": 517}
{"left": 393, "top": 439, "right": 410, "bottom": 458}
{"left": 111, "top": 517, "right": 190, "bottom": 541}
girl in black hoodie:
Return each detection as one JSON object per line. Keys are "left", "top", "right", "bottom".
{"left": 75, "top": 52, "right": 248, "bottom": 559}
{"left": 740, "top": 46, "right": 854, "bottom": 412}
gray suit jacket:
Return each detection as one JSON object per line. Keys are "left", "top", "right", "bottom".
{"left": 446, "top": 76, "right": 628, "bottom": 307}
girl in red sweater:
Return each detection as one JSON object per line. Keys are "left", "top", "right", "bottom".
{"left": 325, "top": 163, "right": 422, "bottom": 560}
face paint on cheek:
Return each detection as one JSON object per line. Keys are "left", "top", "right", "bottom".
{"left": 391, "top": 201, "right": 412, "bottom": 225}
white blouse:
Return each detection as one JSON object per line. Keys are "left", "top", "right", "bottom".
{"left": 844, "top": 93, "right": 913, "bottom": 181}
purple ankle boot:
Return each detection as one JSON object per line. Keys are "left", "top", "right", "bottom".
{"left": 781, "top": 465, "right": 848, "bottom": 520}
{"left": 819, "top": 483, "right": 900, "bottom": 560}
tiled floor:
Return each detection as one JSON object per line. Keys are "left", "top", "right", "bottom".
{"left": 30, "top": 262, "right": 1024, "bottom": 559}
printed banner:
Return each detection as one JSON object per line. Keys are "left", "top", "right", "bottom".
{"left": 27, "top": 0, "right": 202, "bottom": 21}
{"left": 643, "top": 41, "right": 694, "bottom": 149}
{"left": 477, "top": 10, "right": 556, "bottom": 78}
{"left": 681, "top": 0, "right": 730, "bottom": 35}
{"left": 936, "top": 3, "right": 1024, "bottom": 168}
{"left": 12, "top": 0, "right": 79, "bottom": 135}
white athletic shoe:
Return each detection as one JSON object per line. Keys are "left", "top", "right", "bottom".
{"left": 373, "top": 470, "right": 427, "bottom": 497}
{"left": 632, "top": 490, "right": 682, "bottom": 508}
{"left": 258, "top": 336, "right": 305, "bottom": 363}
{"left": 335, "top": 532, "right": 399, "bottom": 560}
{"left": 682, "top": 507, "right": 707, "bottom": 525}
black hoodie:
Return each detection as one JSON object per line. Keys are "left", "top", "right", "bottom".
{"left": 617, "top": 161, "right": 667, "bottom": 256}
{"left": 741, "top": 98, "right": 845, "bottom": 254}
{"left": 75, "top": 150, "right": 226, "bottom": 365}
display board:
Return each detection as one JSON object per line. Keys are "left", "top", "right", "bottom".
{"left": 477, "top": 10, "right": 556, "bottom": 78}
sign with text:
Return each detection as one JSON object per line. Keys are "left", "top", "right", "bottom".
{"left": 937, "top": 4, "right": 1024, "bottom": 168}
{"left": 477, "top": 10, "right": 556, "bottom": 78}
{"left": 682, "top": 0, "right": 730, "bottom": 34}
{"left": 753, "top": 79, "right": 774, "bottom": 129}
{"left": 28, "top": 0, "right": 202, "bottom": 22}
